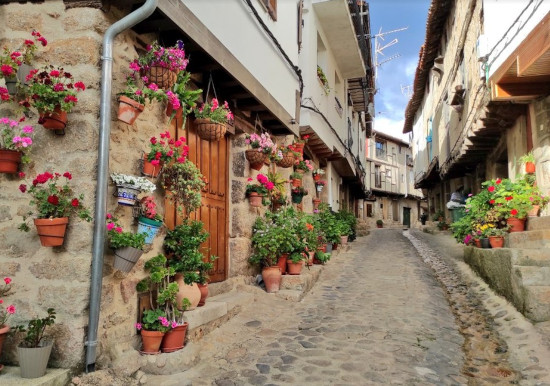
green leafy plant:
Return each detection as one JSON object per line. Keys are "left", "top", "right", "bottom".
{"left": 14, "top": 308, "right": 56, "bottom": 348}
{"left": 161, "top": 159, "right": 205, "bottom": 215}
{"left": 432, "top": 210, "right": 445, "bottom": 222}
{"left": 316, "top": 203, "right": 339, "bottom": 243}
{"left": 136, "top": 308, "right": 171, "bottom": 333}
{"left": 376, "top": 219, "right": 383, "bottom": 226}
{"left": 485, "top": 227, "right": 509, "bottom": 237}
{"left": 117, "top": 75, "right": 168, "bottom": 106}
{"left": 316, "top": 65, "right": 330, "bottom": 95}
{"left": 0, "top": 116, "right": 34, "bottom": 163}
{"left": 193, "top": 98, "right": 234, "bottom": 124}
{"left": 314, "top": 250, "right": 330, "bottom": 264}
{"left": 167, "top": 71, "right": 202, "bottom": 120}
{"left": 290, "top": 171, "right": 303, "bottom": 180}
{"left": 518, "top": 151, "right": 534, "bottom": 164}
{"left": 106, "top": 214, "right": 146, "bottom": 250}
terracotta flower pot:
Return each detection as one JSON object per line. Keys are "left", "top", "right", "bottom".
{"left": 474, "top": 238, "right": 481, "bottom": 248}
{"left": 197, "top": 283, "right": 209, "bottom": 307}
{"left": 196, "top": 118, "right": 226, "bottom": 141}
{"left": 277, "top": 253, "right": 288, "bottom": 275}
{"left": 39, "top": 105, "right": 67, "bottom": 130}
{"left": 0, "top": 324, "right": 9, "bottom": 366}
{"left": 332, "top": 243, "right": 338, "bottom": 250}
{"left": 528, "top": 205, "right": 540, "bottom": 217}
{"left": 306, "top": 251, "right": 315, "bottom": 266}
{"left": 262, "top": 266, "right": 282, "bottom": 293}
{"left": 175, "top": 273, "right": 201, "bottom": 310}
{"left": 507, "top": 217, "right": 526, "bottom": 232}
{"left": 0, "top": 149, "right": 22, "bottom": 174}
{"left": 489, "top": 236, "right": 504, "bottom": 248}
{"left": 291, "top": 178, "right": 302, "bottom": 188}
{"left": 340, "top": 235, "right": 348, "bottom": 245}
{"left": 248, "top": 192, "right": 263, "bottom": 207}
{"left": 142, "top": 155, "right": 163, "bottom": 177}
{"left": 140, "top": 330, "right": 165, "bottom": 354}
{"left": 161, "top": 323, "right": 188, "bottom": 353}
{"left": 245, "top": 149, "right": 266, "bottom": 171}
{"left": 525, "top": 162, "right": 535, "bottom": 174}
{"left": 117, "top": 96, "right": 144, "bottom": 125}
{"left": 287, "top": 260, "right": 304, "bottom": 275}
{"left": 34, "top": 217, "right": 69, "bottom": 247}
{"left": 312, "top": 198, "right": 321, "bottom": 210}
{"left": 165, "top": 104, "right": 183, "bottom": 120}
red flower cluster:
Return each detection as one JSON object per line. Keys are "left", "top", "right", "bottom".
{"left": 32, "top": 171, "right": 54, "bottom": 185}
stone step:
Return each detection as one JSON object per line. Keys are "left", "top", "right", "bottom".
{"left": 0, "top": 367, "right": 69, "bottom": 386}
{"left": 280, "top": 265, "right": 322, "bottom": 295}
{"left": 514, "top": 266, "right": 550, "bottom": 286}
{"left": 522, "top": 285, "right": 550, "bottom": 322}
{"left": 511, "top": 249, "right": 550, "bottom": 267}
{"left": 527, "top": 216, "right": 550, "bottom": 231}
{"left": 507, "top": 229, "right": 550, "bottom": 249}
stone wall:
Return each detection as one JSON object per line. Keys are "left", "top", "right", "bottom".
{"left": 0, "top": 0, "right": 107, "bottom": 370}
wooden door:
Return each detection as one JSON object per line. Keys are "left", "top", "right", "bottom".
{"left": 166, "top": 117, "right": 228, "bottom": 283}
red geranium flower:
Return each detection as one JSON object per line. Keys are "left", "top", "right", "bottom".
{"left": 489, "top": 199, "right": 495, "bottom": 205}
{"left": 63, "top": 172, "right": 72, "bottom": 180}
{"left": 71, "top": 198, "right": 79, "bottom": 207}
{"left": 19, "top": 184, "right": 27, "bottom": 193}
{"left": 47, "top": 195, "right": 59, "bottom": 205}
{"left": 495, "top": 178, "right": 502, "bottom": 184}
{"left": 488, "top": 186, "right": 495, "bottom": 193}
{"left": 505, "top": 196, "right": 513, "bottom": 201}
{"left": 510, "top": 209, "right": 518, "bottom": 216}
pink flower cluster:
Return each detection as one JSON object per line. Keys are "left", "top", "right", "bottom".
{"left": 140, "top": 196, "right": 158, "bottom": 220}
{"left": 245, "top": 133, "right": 276, "bottom": 154}
{"left": 0, "top": 116, "right": 34, "bottom": 152}
{"left": 106, "top": 213, "right": 123, "bottom": 233}
{"left": 256, "top": 173, "right": 274, "bottom": 191}
{"left": 0, "top": 277, "right": 16, "bottom": 326}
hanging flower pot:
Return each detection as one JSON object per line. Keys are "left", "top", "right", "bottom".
{"left": 507, "top": 217, "right": 526, "bottom": 232}
{"left": 245, "top": 149, "right": 266, "bottom": 170}
{"left": 140, "top": 330, "right": 165, "bottom": 354}
{"left": 291, "top": 178, "right": 302, "bottom": 188}
{"left": 117, "top": 96, "right": 145, "bottom": 125}
{"left": 262, "top": 266, "right": 282, "bottom": 293}
{"left": 291, "top": 193, "right": 304, "bottom": 204}
{"left": 287, "top": 260, "right": 304, "bottom": 275}
{"left": 144, "top": 66, "right": 178, "bottom": 90}
{"left": 316, "top": 185, "right": 324, "bottom": 192}
{"left": 113, "top": 246, "right": 144, "bottom": 272}
{"left": 488, "top": 236, "right": 504, "bottom": 248}
{"left": 34, "top": 217, "right": 69, "bottom": 247}
{"left": 248, "top": 192, "right": 264, "bottom": 207}
{"left": 0, "top": 149, "right": 22, "bottom": 174}
{"left": 166, "top": 104, "right": 183, "bottom": 120}
{"left": 39, "top": 106, "right": 67, "bottom": 131}
{"left": 525, "top": 162, "right": 535, "bottom": 174}
{"left": 116, "top": 184, "right": 141, "bottom": 206}
{"left": 290, "top": 143, "right": 304, "bottom": 157}
{"left": 142, "top": 155, "right": 163, "bottom": 178}
{"left": 276, "top": 152, "right": 295, "bottom": 168}
{"left": 312, "top": 198, "right": 321, "bottom": 210}
{"left": 196, "top": 118, "right": 227, "bottom": 141}
{"left": 137, "top": 216, "right": 163, "bottom": 244}
{"left": 197, "top": 283, "right": 209, "bottom": 307}
{"left": 161, "top": 323, "right": 189, "bottom": 353}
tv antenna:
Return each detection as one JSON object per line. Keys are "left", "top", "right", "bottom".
{"left": 374, "top": 26, "right": 408, "bottom": 77}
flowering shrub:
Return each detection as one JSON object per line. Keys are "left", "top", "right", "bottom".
{"left": 0, "top": 277, "right": 16, "bottom": 327}
{"left": 23, "top": 65, "right": 86, "bottom": 114}
{"left": 117, "top": 76, "right": 167, "bottom": 106}
{"left": 133, "top": 40, "right": 189, "bottom": 74}
{"left": 146, "top": 130, "right": 189, "bottom": 165}
{"left": 294, "top": 159, "right": 314, "bottom": 172}
{"left": 18, "top": 171, "right": 92, "bottom": 231}
{"left": 139, "top": 196, "right": 163, "bottom": 222}
{"left": 0, "top": 116, "right": 34, "bottom": 162}
{"left": 0, "top": 30, "right": 47, "bottom": 79}
{"left": 193, "top": 98, "right": 234, "bottom": 124}
{"left": 135, "top": 308, "right": 171, "bottom": 333}
{"left": 110, "top": 173, "right": 156, "bottom": 193}
{"left": 106, "top": 214, "right": 146, "bottom": 250}
{"left": 246, "top": 173, "right": 274, "bottom": 197}
{"left": 245, "top": 133, "right": 276, "bottom": 154}
{"left": 312, "top": 168, "right": 325, "bottom": 176}
{"left": 315, "top": 180, "right": 327, "bottom": 186}
{"left": 294, "top": 134, "right": 310, "bottom": 144}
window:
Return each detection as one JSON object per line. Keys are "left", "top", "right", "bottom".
{"left": 375, "top": 165, "right": 381, "bottom": 188}
{"left": 366, "top": 204, "right": 373, "bottom": 217}
{"left": 375, "top": 140, "right": 386, "bottom": 160}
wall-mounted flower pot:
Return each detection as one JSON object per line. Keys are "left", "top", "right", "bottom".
{"left": 525, "top": 162, "right": 535, "bottom": 174}
{"left": 277, "top": 253, "right": 288, "bottom": 275}
{"left": 316, "top": 185, "right": 323, "bottom": 192}
{"left": 113, "top": 246, "right": 143, "bottom": 272}
{"left": 291, "top": 194, "right": 304, "bottom": 204}
{"left": 142, "top": 155, "right": 162, "bottom": 178}
{"left": 291, "top": 178, "right": 302, "bottom": 188}
{"left": 313, "top": 174, "right": 321, "bottom": 182}
{"left": 5, "top": 64, "right": 33, "bottom": 95}
{"left": 161, "top": 323, "right": 188, "bottom": 353}
{"left": 0, "top": 149, "right": 22, "bottom": 174}
{"left": 18, "top": 341, "right": 53, "bottom": 379}
{"left": 262, "top": 266, "right": 281, "bottom": 293}
{"left": 117, "top": 96, "right": 144, "bottom": 125}
{"left": 196, "top": 118, "right": 226, "bottom": 141}
{"left": 34, "top": 217, "right": 69, "bottom": 247}
{"left": 39, "top": 106, "right": 67, "bottom": 130}
{"left": 245, "top": 149, "right": 266, "bottom": 171}
{"left": 116, "top": 184, "right": 141, "bottom": 206}
{"left": 137, "top": 216, "right": 163, "bottom": 244}
{"left": 140, "top": 330, "right": 165, "bottom": 355}
{"left": 290, "top": 143, "right": 304, "bottom": 158}
{"left": 276, "top": 152, "right": 295, "bottom": 168}
{"left": 248, "top": 192, "right": 263, "bottom": 207}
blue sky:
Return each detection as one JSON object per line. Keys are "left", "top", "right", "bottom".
{"left": 368, "top": 0, "right": 431, "bottom": 141}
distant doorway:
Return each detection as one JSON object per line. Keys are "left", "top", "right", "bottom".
{"left": 403, "top": 207, "right": 411, "bottom": 228}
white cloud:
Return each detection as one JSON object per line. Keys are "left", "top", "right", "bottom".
{"left": 405, "top": 58, "right": 418, "bottom": 78}
{"left": 372, "top": 116, "right": 411, "bottom": 143}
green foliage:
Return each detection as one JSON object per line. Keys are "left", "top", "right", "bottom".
{"left": 161, "top": 159, "right": 205, "bottom": 215}
{"left": 140, "top": 308, "right": 170, "bottom": 333}
{"left": 317, "top": 203, "right": 339, "bottom": 243}
{"left": 335, "top": 209, "right": 356, "bottom": 238}
{"left": 289, "top": 252, "right": 305, "bottom": 263}
{"left": 106, "top": 215, "right": 146, "bottom": 250}
{"left": 169, "top": 71, "right": 202, "bottom": 118}
{"left": 14, "top": 308, "right": 56, "bottom": 348}
{"left": 432, "top": 210, "right": 445, "bottom": 221}
{"left": 314, "top": 250, "right": 330, "bottom": 264}
{"left": 117, "top": 75, "right": 167, "bottom": 105}
{"left": 519, "top": 151, "right": 535, "bottom": 164}
{"left": 376, "top": 219, "right": 383, "bottom": 226}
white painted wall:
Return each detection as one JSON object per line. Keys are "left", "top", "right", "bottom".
{"left": 185, "top": 0, "right": 300, "bottom": 117}
{"left": 483, "top": 0, "right": 550, "bottom": 78}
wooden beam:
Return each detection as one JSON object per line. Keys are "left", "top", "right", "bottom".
{"left": 517, "top": 12, "right": 550, "bottom": 76}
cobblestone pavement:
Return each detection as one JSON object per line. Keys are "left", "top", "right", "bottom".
{"left": 148, "top": 230, "right": 468, "bottom": 385}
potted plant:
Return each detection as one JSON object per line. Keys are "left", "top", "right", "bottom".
{"left": 0, "top": 116, "right": 34, "bottom": 174}
{"left": 315, "top": 180, "right": 327, "bottom": 192}
{"left": 245, "top": 174, "right": 272, "bottom": 207}
{"left": 164, "top": 219, "right": 211, "bottom": 309}
{"left": 276, "top": 145, "right": 298, "bottom": 168}
{"left": 110, "top": 173, "right": 156, "bottom": 206}
{"left": 484, "top": 177, "right": 533, "bottom": 232}
{"left": 376, "top": 219, "right": 383, "bottom": 228}
{"left": 143, "top": 130, "right": 189, "bottom": 177}
{"left": 116, "top": 75, "right": 167, "bottom": 125}
{"left": 244, "top": 133, "right": 276, "bottom": 170}
{"left": 317, "top": 65, "right": 330, "bottom": 95}
{"left": 136, "top": 196, "right": 164, "bottom": 244}
{"left": 106, "top": 214, "right": 147, "bottom": 272}
{"left": 291, "top": 186, "right": 308, "bottom": 204}
{"left": 289, "top": 134, "right": 310, "bottom": 158}
{"left": 160, "top": 159, "right": 205, "bottom": 215}
{"left": 166, "top": 70, "right": 202, "bottom": 126}
{"left": 192, "top": 97, "right": 233, "bottom": 141}
{"left": 134, "top": 308, "right": 171, "bottom": 354}
{"left": 287, "top": 252, "right": 306, "bottom": 275}
{"left": 312, "top": 168, "right": 325, "bottom": 181}
{"left": 13, "top": 308, "right": 56, "bottom": 379}
{"left": 131, "top": 40, "right": 189, "bottom": 90}
{"left": 136, "top": 254, "right": 190, "bottom": 353}
{"left": 519, "top": 151, "right": 535, "bottom": 174}
{"left": 22, "top": 65, "right": 86, "bottom": 130}
{"left": 289, "top": 171, "right": 303, "bottom": 188}
{"left": 0, "top": 277, "right": 16, "bottom": 371}
{"left": 18, "top": 171, "right": 92, "bottom": 246}
{"left": 485, "top": 227, "right": 508, "bottom": 248}
{"left": 294, "top": 159, "right": 313, "bottom": 174}
{"left": 0, "top": 30, "right": 47, "bottom": 96}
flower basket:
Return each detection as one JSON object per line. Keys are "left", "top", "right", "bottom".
{"left": 248, "top": 192, "right": 264, "bottom": 207}
{"left": 113, "top": 246, "right": 144, "bottom": 272}
{"left": 116, "top": 184, "right": 141, "bottom": 206}
{"left": 137, "top": 217, "right": 163, "bottom": 244}
{"left": 196, "top": 118, "right": 226, "bottom": 141}
{"left": 39, "top": 105, "right": 67, "bottom": 130}
{"left": 34, "top": 217, "right": 69, "bottom": 247}
{"left": 117, "top": 96, "right": 144, "bottom": 125}
{"left": 161, "top": 323, "right": 188, "bottom": 353}
{"left": 276, "top": 152, "right": 295, "bottom": 168}
{"left": 245, "top": 149, "right": 266, "bottom": 170}
{"left": 144, "top": 66, "right": 178, "bottom": 90}
{"left": 18, "top": 341, "right": 53, "bottom": 379}
{"left": 0, "top": 149, "right": 22, "bottom": 174}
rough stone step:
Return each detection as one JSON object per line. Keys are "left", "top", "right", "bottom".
{"left": 511, "top": 249, "right": 550, "bottom": 267}
{"left": 507, "top": 229, "right": 550, "bottom": 249}
{"left": 522, "top": 285, "right": 550, "bottom": 322}
{"left": 527, "top": 216, "right": 550, "bottom": 231}
{"left": 280, "top": 265, "right": 322, "bottom": 294}
{"left": 514, "top": 266, "right": 550, "bottom": 286}
{"left": 0, "top": 367, "right": 69, "bottom": 386}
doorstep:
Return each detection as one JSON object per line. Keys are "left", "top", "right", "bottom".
{"left": 0, "top": 367, "right": 69, "bottom": 386}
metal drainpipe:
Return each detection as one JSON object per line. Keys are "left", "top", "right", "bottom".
{"left": 86, "top": 0, "right": 158, "bottom": 373}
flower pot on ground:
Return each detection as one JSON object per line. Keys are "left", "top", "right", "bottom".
{"left": 307, "top": 251, "right": 315, "bottom": 266}
{"left": 175, "top": 273, "right": 201, "bottom": 310}
{"left": 340, "top": 235, "right": 348, "bottom": 245}
{"left": 161, "top": 322, "right": 189, "bottom": 353}
{"left": 277, "top": 253, "right": 288, "bottom": 275}
{"left": 528, "top": 205, "right": 540, "bottom": 217}
{"left": 474, "top": 238, "right": 481, "bottom": 248}
{"left": 480, "top": 238, "right": 491, "bottom": 248}
{"left": 135, "top": 309, "right": 171, "bottom": 354}
{"left": 376, "top": 220, "right": 383, "bottom": 228}
{"left": 117, "top": 95, "right": 144, "bottom": 125}
{"left": 140, "top": 330, "right": 165, "bottom": 354}
{"left": 287, "top": 252, "right": 305, "bottom": 275}
{"left": 262, "top": 266, "right": 282, "bottom": 293}
{"left": 197, "top": 283, "right": 208, "bottom": 307}
{"left": 507, "top": 217, "right": 526, "bottom": 232}
{"left": 488, "top": 236, "right": 504, "bottom": 248}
